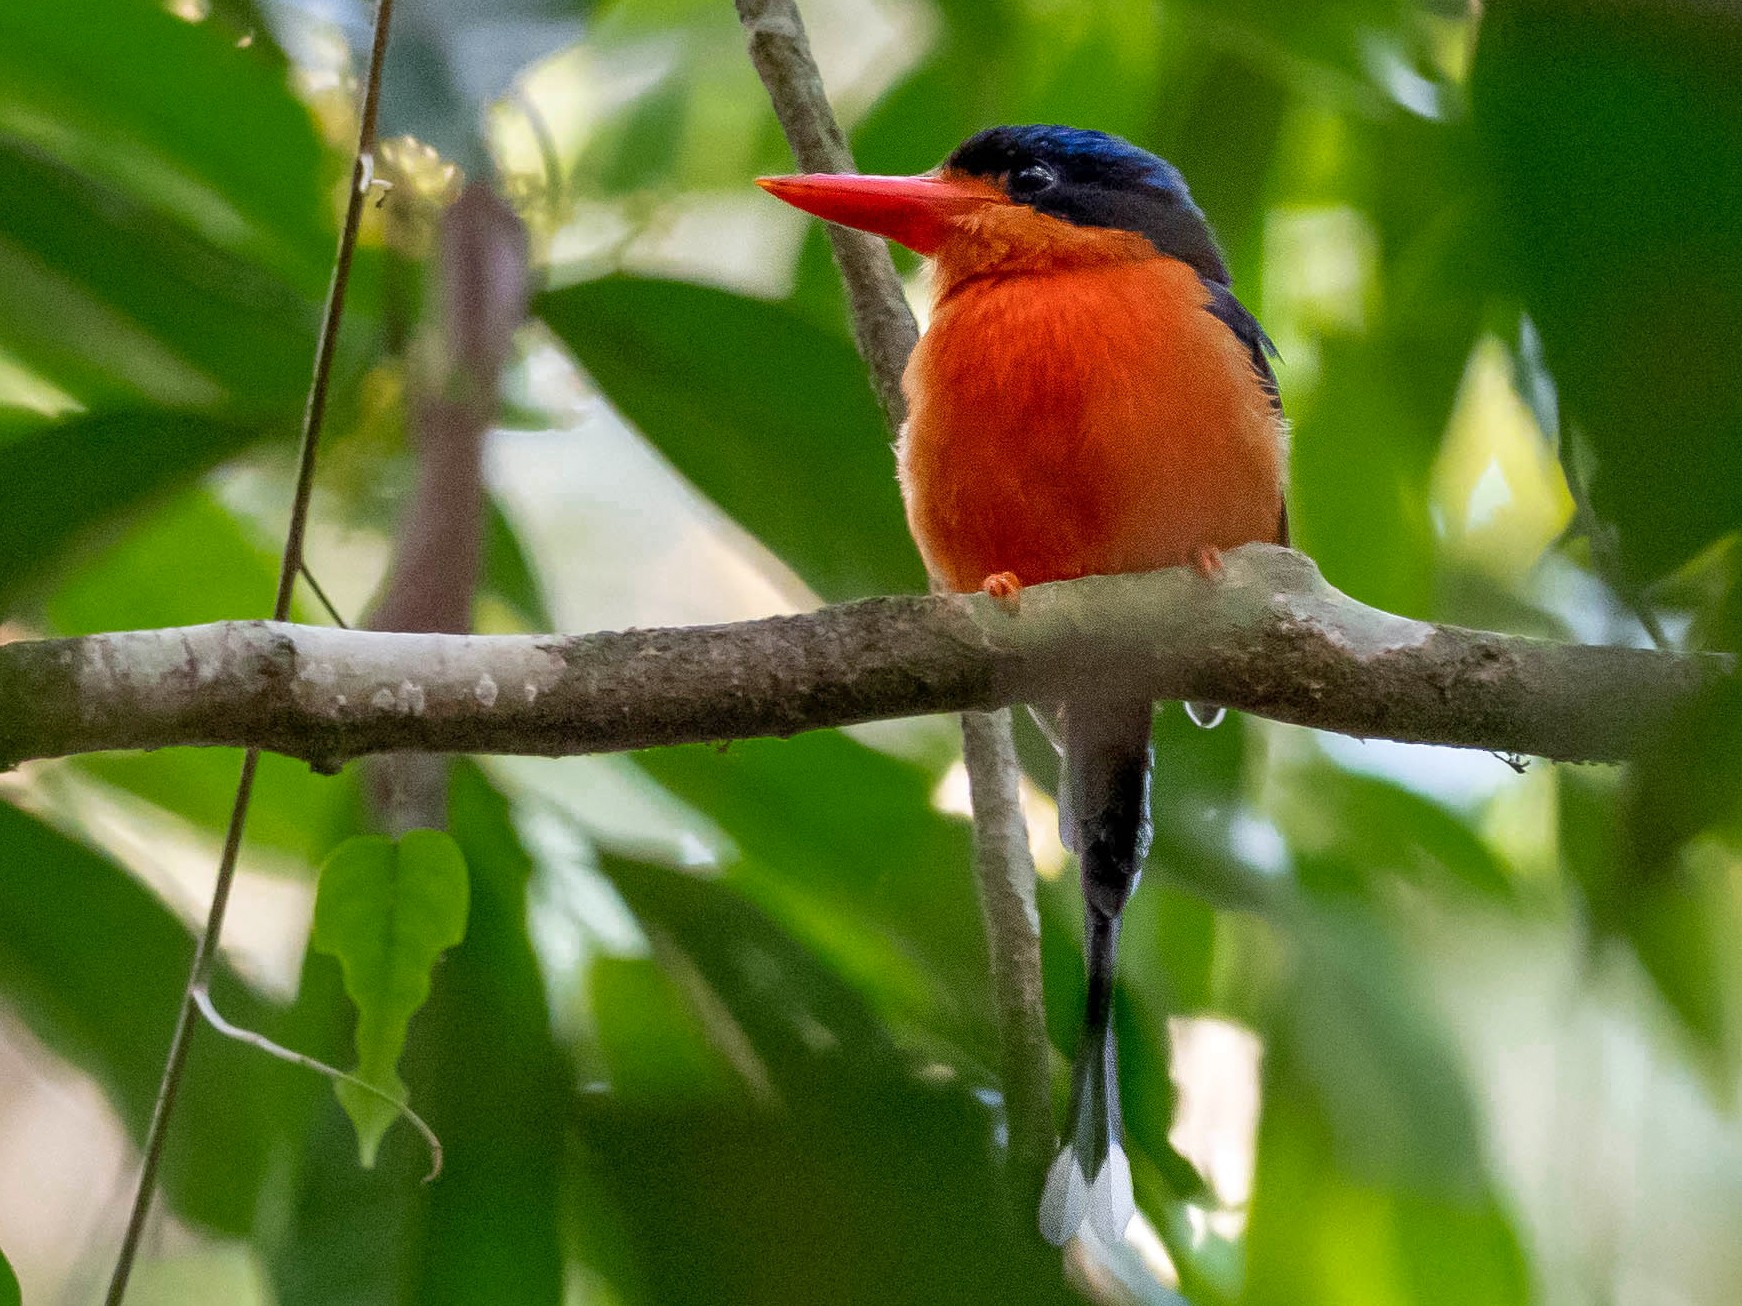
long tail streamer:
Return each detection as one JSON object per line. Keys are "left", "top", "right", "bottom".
{"left": 1039, "top": 699, "right": 1153, "bottom": 1246}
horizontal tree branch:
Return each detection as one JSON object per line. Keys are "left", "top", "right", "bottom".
{"left": 1, "top": 546, "right": 1726, "bottom": 772}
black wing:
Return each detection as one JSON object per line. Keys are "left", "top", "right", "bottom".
{"left": 1201, "top": 278, "right": 1289, "bottom": 546}
{"left": 1202, "top": 279, "right": 1281, "bottom": 412}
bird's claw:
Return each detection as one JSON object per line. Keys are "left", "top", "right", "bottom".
{"left": 1190, "top": 545, "right": 1225, "bottom": 580}
{"left": 981, "top": 571, "right": 1023, "bottom": 612}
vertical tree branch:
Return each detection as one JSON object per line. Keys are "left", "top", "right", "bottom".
{"left": 731, "top": 0, "right": 1058, "bottom": 1192}
{"left": 367, "top": 179, "right": 529, "bottom": 834}
{"left": 733, "top": 0, "right": 918, "bottom": 424}
{"left": 103, "top": 3, "right": 397, "bottom": 1300}
{"left": 961, "top": 710, "right": 1055, "bottom": 1197}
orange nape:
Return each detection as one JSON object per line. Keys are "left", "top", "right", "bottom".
{"left": 899, "top": 221, "right": 1285, "bottom": 595}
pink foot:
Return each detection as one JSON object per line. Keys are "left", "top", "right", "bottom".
{"left": 982, "top": 571, "right": 1023, "bottom": 613}
{"left": 1190, "top": 545, "right": 1225, "bottom": 580}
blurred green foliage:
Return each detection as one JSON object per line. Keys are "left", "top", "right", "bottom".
{"left": 1, "top": 0, "right": 1740, "bottom": 1304}
{"left": 539, "top": 276, "right": 926, "bottom": 598}
{"left": 1472, "top": 0, "right": 1742, "bottom": 584}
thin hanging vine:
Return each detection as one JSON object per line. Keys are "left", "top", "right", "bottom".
{"left": 104, "top": 2, "right": 400, "bottom": 1300}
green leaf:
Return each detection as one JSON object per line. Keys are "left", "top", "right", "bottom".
{"left": 1239, "top": 898, "right": 1529, "bottom": 1306}
{"left": 633, "top": 732, "right": 988, "bottom": 1050}
{"left": 401, "top": 767, "right": 565, "bottom": 1304}
{"left": 276, "top": 767, "right": 565, "bottom": 1306}
{"left": 785, "top": 219, "right": 855, "bottom": 338}
{"left": 1280, "top": 907, "right": 1488, "bottom": 1195}
{"left": 1288, "top": 336, "right": 1443, "bottom": 621}
{"left": 1143, "top": 706, "right": 1275, "bottom": 914}
{"left": 591, "top": 955, "right": 737, "bottom": 1105}
{"left": 596, "top": 851, "right": 900, "bottom": 1093}
{"left": 0, "top": 137, "right": 321, "bottom": 410}
{"left": 43, "top": 486, "right": 284, "bottom": 634}
{"left": 0, "top": 409, "right": 266, "bottom": 615}
{"left": 311, "top": 830, "right": 471, "bottom": 1166}
{"left": 1154, "top": 51, "right": 1290, "bottom": 289}
{"left": 0, "top": 0, "right": 331, "bottom": 266}
{"left": 572, "top": 1088, "right": 1082, "bottom": 1306}
{"left": 1174, "top": 0, "right": 1421, "bottom": 83}
{"left": 1244, "top": 1078, "right": 1528, "bottom": 1306}
{"left": 1623, "top": 679, "right": 1742, "bottom": 870}
{"left": 1471, "top": 0, "right": 1742, "bottom": 580}
{"left": 1285, "top": 104, "right": 1490, "bottom": 622}
{"left": 851, "top": 46, "right": 997, "bottom": 180}
{"left": 1114, "top": 987, "right": 1209, "bottom": 1201}
{"left": 592, "top": 75, "right": 691, "bottom": 195}
{"left": 0, "top": 1241, "right": 17, "bottom": 1306}
{"left": 1572, "top": 685, "right": 1742, "bottom": 1070}
{"left": 483, "top": 493, "right": 554, "bottom": 631}
{"left": 584, "top": 853, "right": 1081, "bottom": 1306}
{"left": 81, "top": 747, "right": 364, "bottom": 870}
{"left": 537, "top": 276, "right": 926, "bottom": 601}
{"left": 1276, "top": 761, "right": 1515, "bottom": 902}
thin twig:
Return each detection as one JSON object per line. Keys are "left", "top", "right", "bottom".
{"left": 299, "top": 562, "right": 351, "bottom": 628}
{"left": 961, "top": 710, "right": 1058, "bottom": 1197}
{"left": 273, "top": 0, "right": 398, "bottom": 624}
{"left": 732, "top": 0, "right": 918, "bottom": 423}
{"left": 1562, "top": 426, "right": 1672, "bottom": 650}
{"left": 103, "top": 2, "right": 397, "bottom": 1300}
{"left": 191, "top": 986, "right": 443, "bottom": 1181}
{"left": 510, "top": 86, "right": 566, "bottom": 226}
{"left": 103, "top": 748, "right": 259, "bottom": 1305}
{"left": 730, "top": 0, "right": 1057, "bottom": 1205}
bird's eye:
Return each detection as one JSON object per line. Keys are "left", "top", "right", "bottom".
{"left": 1008, "top": 163, "right": 1058, "bottom": 198}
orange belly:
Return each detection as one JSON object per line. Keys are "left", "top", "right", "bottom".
{"left": 898, "top": 255, "right": 1285, "bottom": 594}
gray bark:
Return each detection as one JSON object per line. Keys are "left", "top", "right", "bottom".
{"left": 3, "top": 545, "right": 1720, "bottom": 772}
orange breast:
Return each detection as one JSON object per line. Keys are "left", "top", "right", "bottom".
{"left": 898, "top": 254, "right": 1285, "bottom": 595}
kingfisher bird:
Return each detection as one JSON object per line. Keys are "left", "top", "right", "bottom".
{"left": 758, "top": 125, "right": 1288, "bottom": 1246}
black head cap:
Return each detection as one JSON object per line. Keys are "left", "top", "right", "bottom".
{"left": 946, "top": 125, "right": 1230, "bottom": 285}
